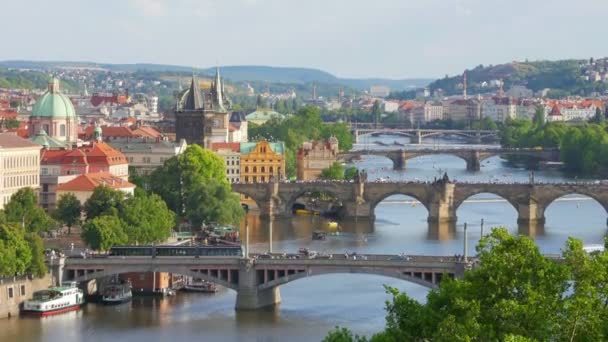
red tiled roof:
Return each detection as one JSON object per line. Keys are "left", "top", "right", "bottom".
{"left": 211, "top": 142, "right": 240, "bottom": 153}
{"left": 84, "top": 126, "right": 136, "bottom": 138}
{"left": 41, "top": 141, "right": 127, "bottom": 166}
{"left": 56, "top": 172, "right": 135, "bottom": 192}
{"left": 132, "top": 126, "right": 161, "bottom": 138}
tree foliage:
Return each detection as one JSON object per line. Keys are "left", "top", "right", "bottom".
{"left": 82, "top": 215, "right": 128, "bottom": 251}
{"left": 3, "top": 188, "right": 55, "bottom": 233}
{"left": 325, "top": 228, "right": 608, "bottom": 341}
{"left": 121, "top": 192, "right": 175, "bottom": 244}
{"left": 54, "top": 193, "right": 82, "bottom": 234}
{"left": 84, "top": 186, "right": 126, "bottom": 221}
{"left": 0, "top": 223, "right": 32, "bottom": 277}
{"left": 149, "top": 145, "right": 243, "bottom": 228}
{"left": 320, "top": 162, "right": 345, "bottom": 180}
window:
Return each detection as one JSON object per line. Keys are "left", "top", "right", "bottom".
{"left": 20, "top": 285, "right": 25, "bottom": 296}
{"left": 261, "top": 166, "right": 265, "bottom": 173}
{"left": 128, "top": 157, "right": 134, "bottom": 163}
{"left": 143, "top": 157, "right": 151, "bottom": 164}
{"left": 7, "top": 287, "right": 13, "bottom": 299}
{"left": 60, "top": 124, "right": 66, "bottom": 137}
{"left": 253, "top": 166, "right": 257, "bottom": 173}
{"left": 269, "top": 166, "right": 274, "bottom": 174}
{"left": 41, "top": 168, "right": 49, "bottom": 176}
{"left": 245, "top": 166, "right": 249, "bottom": 173}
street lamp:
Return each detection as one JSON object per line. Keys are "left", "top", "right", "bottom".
{"left": 242, "top": 204, "right": 249, "bottom": 258}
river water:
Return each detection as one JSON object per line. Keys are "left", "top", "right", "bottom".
{"left": 2, "top": 135, "right": 607, "bottom": 342}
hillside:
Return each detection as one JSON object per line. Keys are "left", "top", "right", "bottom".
{"left": 428, "top": 58, "right": 608, "bottom": 97}
{"left": 0, "top": 60, "right": 432, "bottom": 91}
{"left": 0, "top": 67, "right": 79, "bottom": 92}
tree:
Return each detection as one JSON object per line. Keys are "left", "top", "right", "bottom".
{"left": 3, "top": 188, "right": 55, "bottom": 233}
{"left": 54, "top": 193, "right": 82, "bottom": 235}
{"left": 25, "top": 232, "right": 47, "bottom": 277}
{"left": 533, "top": 106, "right": 546, "bottom": 127}
{"left": 149, "top": 145, "right": 243, "bottom": 226}
{"left": 590, "top": 107, "right": 605, "bottom": 124}
{"left": 83, "top": 186, "right": 126, "bottom": 221}
{"left": 344, "top": 167, "right": 358, "bottom": 181}
{"left": 81, "top": 215, "right": 128, "bottom": 251}
{"left": 121, "top": 192, "right": 175, "bottom": 244}
{"left": 0, "top": 223, "right": 32, "bottom": 277}
{"left": 320, "top": 162, "right": 344, "bottom": 180}
{"left": 371, "top": 100, "right": 382, "bottom": 127}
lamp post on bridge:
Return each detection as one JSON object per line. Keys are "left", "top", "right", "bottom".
{"left": 463, "top": 222, "right": 468, "bottom": 263}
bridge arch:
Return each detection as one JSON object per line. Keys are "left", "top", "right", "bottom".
{"left": 370, "top": 191, "right": 431, "bottom": 217}
{"left": 453, "top": 189, "right": 521, "bottom": 214}
{"left": 542, "top": 191, "right": 608, "bottom": 215}
{"left": 66, "top": 265, "right": 239, "bottom": 290}
{"left": 283, "top": 187, "right": 346, "bottom": 215}
{"left": 257, "top": 267, "right": 450, "bottom": 291}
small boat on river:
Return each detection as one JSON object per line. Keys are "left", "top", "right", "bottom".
{"left": 101, "top": 281, "right": 132, "bottom": 305}
{"left": 312, "top": 230, "right": 327, "bottom": 240}
{"left": 183, "top": 278, "right": 218, "bottom": 293}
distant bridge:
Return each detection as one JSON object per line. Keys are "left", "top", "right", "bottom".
{"left": 338, "top": 148, "right": 560, "bottom": 171}
{"left": 351, "top": 126, "right": 500, "bottom": 144}
{"left": 232, "top": 179, "right": 608, "bottom": 225}
{"left": 62, "top": 254, "right": 468, "bottom": 310}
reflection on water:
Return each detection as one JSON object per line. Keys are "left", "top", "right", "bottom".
{"left": 1, "top": 138, "right": 607, "bottom": 342}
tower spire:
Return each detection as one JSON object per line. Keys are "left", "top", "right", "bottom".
{"left": 463, "top": 71, "right": 468, "bottom": 100}
{"left": 213, "top": 66, "right": 225, "bottom": 111}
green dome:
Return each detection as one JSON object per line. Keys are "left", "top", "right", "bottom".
{"left": 31, "top": 79, "right": 76, "bottom": 119}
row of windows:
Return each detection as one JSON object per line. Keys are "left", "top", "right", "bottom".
{"left": 226, "top": 160, "right": 240, "bottom": 166}
{"left": 127, "top": 156, "right": 168, "bottom": 164}
{"left": 4, "top": 174, "right": 38, "bottom": 189}
{"left": 228, "top": 169, "right": 239, "bottom": 174}
{"left": 243, "top": 166, "right": 281, "bottom": 173}
{"left": 2, "top": 154, "right": 38, "bottom": 169}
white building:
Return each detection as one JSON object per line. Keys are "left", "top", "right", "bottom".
{"left": 0, "top": 134, "right": 41, "bottom": 209}
{"left": 211, "top": 143, "right": 241, "bottom": 184}
{"left": 108, "top": 138, "right": 188, "bottom": 175}
{"left": 383, "top": 100, "right": 400, "bottom": 113}
{"left": 370, "top": 85, "right": 391, "bottom": 98}
{"left": 481, "top": 97, "right": 517, "bottom": 122}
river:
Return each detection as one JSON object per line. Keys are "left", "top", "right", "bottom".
{"left": 2, "top": 135, "right": 606, "bottom": 342}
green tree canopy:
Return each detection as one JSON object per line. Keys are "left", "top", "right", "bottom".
{"left": 149, "top": 145, "right": 243, "bottom": 228}
{"left": 3, "top": 188, "right": 55, "bottom": 233}
{"left": 320, "top": 162, "right": 345, "bottom": 180}
{"left": 54, "top": 193, "right": 82, "bottom": 235}
{"left": 83, "top": 186, "right": 126, "bottom": 221}
{"left": 0, "top": 223, "right": 32, "bottom": 277}
{"left": 82, "top": 215, "right": 128, "bottom": 251}
{"left": 121, "top": 192, "right": 175, "bottom": 244}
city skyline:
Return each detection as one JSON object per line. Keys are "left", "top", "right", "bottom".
{"left": 1, "top": 0, "right": 608, "bottom": 79}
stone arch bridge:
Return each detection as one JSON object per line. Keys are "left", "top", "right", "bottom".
{"left": 338, "top": 148, "right": 559, "bottom": 171}
{"left": 352, "top": 128, "right": 499, "bottom": 144}
{"left": 63, "top": 254, "right": 466, "bottom": 310}
{"left": 232, "top": 180, "right": 608, "bottom": 225}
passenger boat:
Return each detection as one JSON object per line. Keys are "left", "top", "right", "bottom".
{"left": 183, "top": 278, "right": 218, "bottom": 293}
{"left": 101, "top": 282, "right": 132, "bottom": 305}
{"left": 295, "top": 209, "right": 319, "bottom": 216}
{"left": 21, "top": 282, "right": 84, "bottom": 317}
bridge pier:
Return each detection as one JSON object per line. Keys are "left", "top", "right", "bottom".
{"left": 465, "top": 151, "right": 481, "bottom": 172}
{"left": 427, "top": 182, "right": 457, "bottom": 223}
{"left": 235, "top": 260, "right": 281, "bottom": 310}
{"left": 413, "top": 130, "right": 422, "bottom": 144}
{"left": 516, "top": 200, "right": 545, "bottom": 226}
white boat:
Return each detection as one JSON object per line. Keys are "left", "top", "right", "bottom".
{"left": 183, "top": 278, "right": 218, "bottom": 293}
{"left": 101, "top": 282, "right": 132, "bottom": 305}
{"left": 21, "top": 282, "right": 84, "bottom": 317}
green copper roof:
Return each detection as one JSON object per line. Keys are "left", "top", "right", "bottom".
{"left": 30, "top": 129, "right": 67, "bottom": 149}
{"left": 31, "top": 79, "right": 77, "bottom": 119}
{"left": 240, "top": 141, "right": 285, "bottom": 155}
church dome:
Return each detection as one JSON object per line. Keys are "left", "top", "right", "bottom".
{"left": 31, "top": 78, "right": 77, "bottom": 118}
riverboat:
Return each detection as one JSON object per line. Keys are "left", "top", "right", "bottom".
{"left": 101, "top": 282, "right": 132, "bottom": 305}
{"left": 295, "top": 209, "right": 320, "bottom": 216}
{"left": 183, "top": 278, "right": 218, "bottom": 293}
{"left": 326, "top": 221, "right": 339, "bottom": 229}
{"left": 21, "top": 282, "right": 84, "bottom": 317}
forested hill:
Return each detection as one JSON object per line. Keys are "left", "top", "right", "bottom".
{"left": 0, "top": 68, "right": 79, "bottom": 92}
{"left": 428, "top": 58, "right": 608, "bottom": 97}
{"left": 0, "top": 60, "right": 432, "bottom": 91}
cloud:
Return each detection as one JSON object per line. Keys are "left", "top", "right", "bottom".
{"left": 129, "top": 0, "right": 165, "bottom": 17}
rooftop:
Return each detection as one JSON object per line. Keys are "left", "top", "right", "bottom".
{"left": 0, "top": 133, "right": 43, "bottom": 149}
{"left": 56, "top": 172, "right": 135, "bottom": 192}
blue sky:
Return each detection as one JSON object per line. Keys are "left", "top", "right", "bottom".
{"left": 1, "top": 0, "right": 607, "bottom": 79}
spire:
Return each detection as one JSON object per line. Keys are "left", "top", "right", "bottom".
{"left": 182, "top": 75, "right": 203, "bottom": 110}
{"left": 212, "top": 66, "right": 226, "bottom": 111}
{"left": 48, "top": 77, "right": 60, "bottom": 94}
{"left": 463, "top": 71, "right": 468, "bottom": 100}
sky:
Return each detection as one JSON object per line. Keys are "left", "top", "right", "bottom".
{"left": 1, "top": 0, "right": 607, "bottom": 79}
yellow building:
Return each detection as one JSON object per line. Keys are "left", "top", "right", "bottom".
{"left": 240, "top": 140, "right": 285, "bottom": 183}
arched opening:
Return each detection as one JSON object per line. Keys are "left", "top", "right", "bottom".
{"left": 543, "top": 193, "right": 608, "bottom": 250}
{"left": 253, "top": 166, "right": 257, "bottom": 173}
{"left": 455, "top": 192, "right": 519, "bottom": 239}
{"left": 372, "top": 194, "right": 437, "bottom": 242}
{"left": 404, "top": 154, "right": 467, "bottom": 176}
{"left": 346, "top": 155, "right": 396, "bottom": 180}
{"left": 261, "top": 166, "right": 265, "bottom": 173}
{"left": 289, "top": 189, "right": 343, "bottom": 219}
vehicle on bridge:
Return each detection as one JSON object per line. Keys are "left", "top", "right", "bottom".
{"left": 108, "top": 245, "right": 244, "bottom": 258}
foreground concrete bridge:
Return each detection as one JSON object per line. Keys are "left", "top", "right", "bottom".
{"left": 233, "top": 179, "right": 608, "bottom": 225}
{"left": 63, "top": 254, "right": 467, "bottom": 309}
{"left": 338, "top": 148, "right": 560, "bottom": 171}
{"left": 352, "top": 128, "right": 500, "bottom": 144}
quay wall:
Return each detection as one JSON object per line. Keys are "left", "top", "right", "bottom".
{"left": 0, "top": 274, "right": 52, "bottom": 319}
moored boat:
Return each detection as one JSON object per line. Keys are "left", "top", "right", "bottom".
{"left": 101, "top": 282, "right": 132, "bottom": 305}
{"left": 21, "top": 282, "right": 84, "bottom": 317}
{"left": 183, "top": 278, "right": 218, "bottom": 293}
